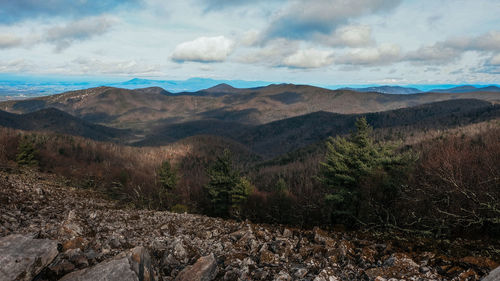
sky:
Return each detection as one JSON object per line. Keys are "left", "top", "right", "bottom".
{"left": 1, "top": 0, "right": 500, "bottom": 86}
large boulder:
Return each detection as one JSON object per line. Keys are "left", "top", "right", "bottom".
{"left": 175, "top": 253, "right": 218, "bottom": 281}
{"left": 483, "top": 266, "right": 500, "bottom": 281}
{"left": 0, "top": 234, "right": 58, "bottom": 281}
{"left": 59, "top": 246, "right": 155, "bottom": 281}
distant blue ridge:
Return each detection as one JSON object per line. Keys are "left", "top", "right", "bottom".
{"left": 0, "top": 75, "right": 499, "bottom": 100}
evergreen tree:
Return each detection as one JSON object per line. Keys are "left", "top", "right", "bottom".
{"left": 270, "top": 177, "right": 293, "bottom": 224}
{"left": 205, "top": 149, "right": 251, "bottom": 218}
{"left": 274, "top": 177, "right": 288, "bottom": 193}
{"left": 318, "top": 117, "right": 411, "bottom": 226}
{"left": 158, "top": 160, "right": 177, "bottom": 191}
{"left": 230, "top": 177, "right": 253, "bottom": 218}
{"left": 157, "top": 160, "right": 178, "bottom": 207}
{"left": 16, "top": 136, "right": 39, "bottom": 167}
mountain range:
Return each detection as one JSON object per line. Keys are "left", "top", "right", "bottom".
{"left": 1, "top": 83, "right": 499, "bottom": 158}
{"left": 2, "top": 76, "right": 500, "bottom": 100}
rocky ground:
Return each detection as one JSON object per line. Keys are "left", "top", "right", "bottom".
{"left": 0, "top": 169, "right": 499, "bottom": 281}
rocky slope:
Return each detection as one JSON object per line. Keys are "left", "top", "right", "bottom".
{"left": 0, "top": 169, "right": 499, "bottom": 281}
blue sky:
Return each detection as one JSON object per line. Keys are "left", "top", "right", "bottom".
{"left": 1, "top": 0, "right": 499, "bottom": 85}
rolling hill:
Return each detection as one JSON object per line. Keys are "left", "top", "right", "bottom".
{"left": 0, "top": 107, "right": 129, "bottom": 142}
{"left": 2, "top": 84, "right": 500, "bottom": 132}
{"left": 135, "top": 99, "right": 500, "bottom": 157}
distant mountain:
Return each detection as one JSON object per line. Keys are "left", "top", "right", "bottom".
{"left": 0, "top": 108, "right": 129, "bottom": 142}
{"left": 110, "top": 78, "right": 270, "bottom": 93}
{"left": 341, "top": 86, "right": 423, "bottom": 95}
{"left": 2, "top": 83, "right": 499, "bottom": 158}
{"left": 429, "top": 85, "right": 500, "bottom": 93}
{"left": 0, "top": 77, "right": 273, "bottom": 100}
{"left": 202, "top": 83, "right": 238, "bottom": 94}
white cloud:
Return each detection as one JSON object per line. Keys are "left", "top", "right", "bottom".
{"left": 171, "top": 36, "right": 235, "bottom": 63}
{"left": 263, "top": 0, "right": 401, "bottom": 41}
{"left": 446, "top": 31, "right": 500, "bottom": 52}
{"left": 404, "top": 43, "right": 460, "bottom": 64}
{"left": 71, "top": 57, "right": 161, "bottom": 75}
{"left": 0, "top": 59, "right": 33, "bottom": 73}
{"left": 0, "top": 34, "right": 23, "bottom": 49}
{"left": 318, "top": 25, "right": 374, "bottom": 47}
{"left": 45, "top": 16, "right": 116, "bottom": 52}
{"left": 403, "top": 30, "right": 500, "bottom": 65}
{"left": 337, "top": 43, "right": 401, "bottom": 65}
{"left": 282, "top": 48, "right": 334, "bottom": 68}
{"left": 490, "top": 54, "right": 500, "bottom": 65}
{"left": 236, "top": 38, "right": 299, "bottom": 66}
{"left": 240, "top": 30, "right": 260, "bottom": 46}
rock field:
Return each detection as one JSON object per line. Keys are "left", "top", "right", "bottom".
{"left": 0, "top": 169, "right": 499, "bottom": 281}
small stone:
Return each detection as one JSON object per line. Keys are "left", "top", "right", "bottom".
{"left": 175, "top": 253, "right": 218, "bottom": 281}
{"left": 259, "top": 248, "right": 279, "bottom": 265}
{"left": 282, "top": 228, "right": 293, "bottom": 238}
{"left": 293, "top": 267, "right": 308, "bottom": 278}
{"left": 274, "top": 270, "right": 291, "bottom": 281}
{"left": 460, "top": 256, "right": 499, "bottom": 270}
{"left": 62, "top": 237, "right": 88, "bottom": 251}
{"left": 108, "top": 236, "right": 122, "bottom": 249}
{"left": 48, "top": 259, "right": 76, "bottom": 276}
{"left": 313, "top": 267, "right": 339, "bottom": 281}
{"left": 366, "top": 253, "right": 419, "bottom": 280}
{"left": 419, "top": 266, "right": 430, "bottom": 273}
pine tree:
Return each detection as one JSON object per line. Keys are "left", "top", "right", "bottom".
{"left": 158, "top": 160, "right": 177, "bottom": 191}
{"left": 16, "top": 136, "right": 39, "bottom": 167}
{"left": 230, "top": 177, "right": 253, "bottom": 218}
{"left": 157, "top": 160, "right": 178, "bottom": 208}
{"left": 205, "top": 149, "right": 251, "bottom": 218}
{"left": 318, "top": 117, "right": 409, "bottom": 226}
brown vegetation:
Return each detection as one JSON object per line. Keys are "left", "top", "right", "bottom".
{"left": 1, "top": 117, "right": 499, "bottom": 238}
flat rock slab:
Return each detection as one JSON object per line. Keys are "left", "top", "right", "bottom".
{"left": 59, "top": 246, "right": 155, "bottom": 281}
{"left": 0, "top": 234, "right": 59, "bottom": 281}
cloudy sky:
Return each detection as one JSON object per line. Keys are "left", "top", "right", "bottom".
{"left": 1, "top": 0, "right": 499, "bottom": 85}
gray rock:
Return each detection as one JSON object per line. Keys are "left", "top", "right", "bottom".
{"left": 314, "top": 268, "right": 339, "bottom": 281}
{"left": 0, "top": 234, "right": 59, "bottom": 281}
{"left": 293, "top": 267, "right": 308, "bottom": 278}
{"left": 175, "top": 253, "right": 218, "bottom": 281}
{"left": 282, "top": 228, "right": 293, "bottom": 238}
{"left": 274, "top": 270, "right": 291, "bottom": 281}
{"left": 59, "top": 246, "right": 155, "bottom": 281}
{"left": 483, "top": 266, "right": 500, "bottom": 281}
{"left": 419, "top": 266, "right": 430, "bottom": 273}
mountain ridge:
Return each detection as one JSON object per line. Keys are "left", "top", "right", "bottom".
{"left": 0, "top": 107, "right": 128, "bottom": 141}
{"left": 2, "top": 84, "right": 500, "bottom": 131}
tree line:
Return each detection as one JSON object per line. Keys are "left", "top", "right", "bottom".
{"left": 3, "top": 117, "right": 499, "bottom": 238}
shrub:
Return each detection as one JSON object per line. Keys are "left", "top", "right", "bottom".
{"left": 408, "top": 129, "right": 500, "bottom": 236}
{"left": 171, "top": 204, "right": 189, "bottom": 213}
{"left": 16, "top": 136, "right": 39, "bottom": 167}
{"left": 157, "top": 160, "right": 178, "bottom": 208}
